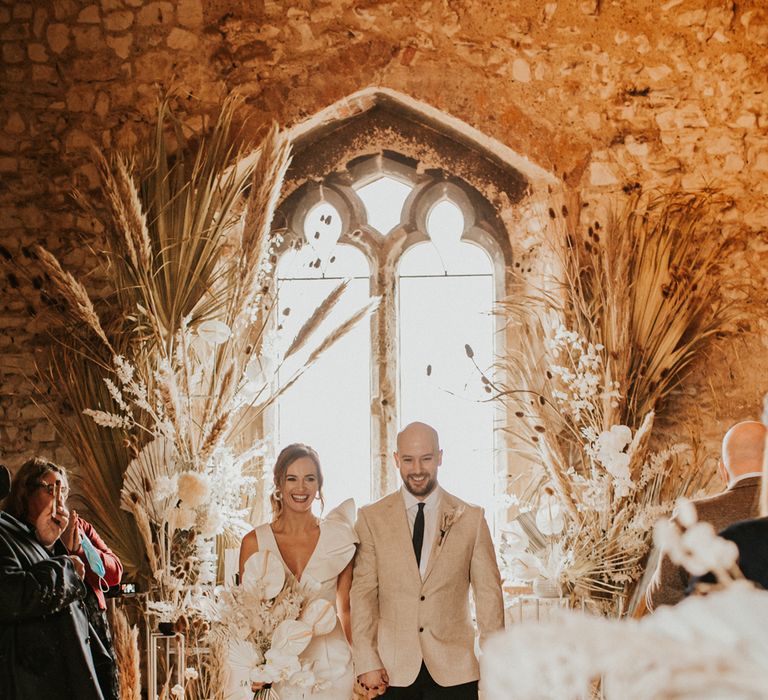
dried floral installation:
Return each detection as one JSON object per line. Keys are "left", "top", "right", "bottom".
{"left": 484, "top": 495, "right": 765, "bottom": 700}
{"left": 13, "top": 95, "right": 378, "bottom": 697}
{"left": 489, "top": 190, "right": 754, "bottom": 614}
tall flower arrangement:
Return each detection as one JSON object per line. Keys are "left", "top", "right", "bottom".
{"left": 21, "top": 96, "right": 376, "bottom": 697}
{"left": 491, "top": 190, "right": 752, "bottom": 613}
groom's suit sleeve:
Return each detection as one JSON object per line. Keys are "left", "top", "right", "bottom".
{"left": 350, "top": 507, "right": 384, "bottom": 674}
{"left": 469, "top": 508, "right": 505, "bottom": 646}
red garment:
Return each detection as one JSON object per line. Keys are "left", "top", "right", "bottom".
{"left": 70, "top": 518, "right": 123, "bottom": 610}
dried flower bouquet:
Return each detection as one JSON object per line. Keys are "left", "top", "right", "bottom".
{"left": 492, "top": 191, "right": 750, "bottom": 613}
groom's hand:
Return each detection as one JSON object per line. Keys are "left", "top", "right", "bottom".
{"left": 358, "top": 669, "right": 389, "bottom": 697}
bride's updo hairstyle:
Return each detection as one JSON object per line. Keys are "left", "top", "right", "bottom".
{"left": 270, "top": 443, "right": 324, "bottom": 520}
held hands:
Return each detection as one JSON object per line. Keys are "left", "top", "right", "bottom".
{"left": 357, "top": 669, "right": 389, "bottom": 698}
{"left": 60, "top": 508, "right": 81, "bottom": 553}
{"left": 35, "top": 502, "right": 69, "bottom": 548}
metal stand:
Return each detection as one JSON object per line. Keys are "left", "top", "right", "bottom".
{"left": 145, "top": 618, "right": 185, "bottom": 699}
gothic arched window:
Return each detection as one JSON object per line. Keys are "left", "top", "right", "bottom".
{"left": 271, "top": 150, "right": 511, "bottom": 525}
{"left": 256, "top": 91, "right": 544, "bottom": 526}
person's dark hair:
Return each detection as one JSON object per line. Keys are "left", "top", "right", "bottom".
{"left": 0, "top": 465, "right": 10, "bottom": 501}
{"left": 3, "top": 457, "right": 67, "bottom": 522}
{"left": 270, "top": 444, "right": 324, "bottom": 520}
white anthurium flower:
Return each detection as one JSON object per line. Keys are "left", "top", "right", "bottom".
{"left": 288, "top": 666, "right": 316, "bottom": 688}
{"left": 270, "top": 619, "right": 313, "bottom": 656}
{"left": 242, "top": 550, "right": 285, "bottom": 599}
{"left": 250, "top": 662, "right": 283, "bottom": 685}
{"left": 197, "top": 319, "right": 232, "bottom": 345}
{"left": 535, "top": 499, "right": 565, "bottom": 536}
{"left": 300, "top": 598, "right": 337, "bottom": 636}
{"left": 262, "top": 649, "right": 302, "bottom": 681}
{"left": 674, "top": 497, "right": 698, "bottom": 528}
{"left": 508, "top": 552, "right": 543, "bottom": 581}
{"left": 227, "top": 639, "right": 262, "bottom": 677}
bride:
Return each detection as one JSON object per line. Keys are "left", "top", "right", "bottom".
{"left": 239, "top": 444, "right": 357, "bottom": 699}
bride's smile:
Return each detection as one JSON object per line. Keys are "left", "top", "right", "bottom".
{"left": 282, "top": 456, "right": 320, "bottom": 513}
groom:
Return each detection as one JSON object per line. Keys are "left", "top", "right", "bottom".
{"left": 351, "top": 422, "right": 504, "bottom": 698}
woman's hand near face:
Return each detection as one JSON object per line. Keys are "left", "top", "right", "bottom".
{"left": 61, "top": 508, "right": 81, "bottom": 552}
{"left": 35, "top": 503, "right": 69, "bottom": 547}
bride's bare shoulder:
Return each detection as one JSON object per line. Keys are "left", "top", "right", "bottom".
{"left": 239, "top": 529, "right": 259, "bottom": 556}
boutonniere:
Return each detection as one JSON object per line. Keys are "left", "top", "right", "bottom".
{"left": 438, "top": 506, "right": 465, "bottom": 546}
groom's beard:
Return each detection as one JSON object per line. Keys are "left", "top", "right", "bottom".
{"left": 403, "top": 474, "right": 437, "bottom": 497}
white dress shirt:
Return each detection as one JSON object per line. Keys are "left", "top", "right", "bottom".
{"left": 402, "top": 485, "right": 442, "bottom": 580}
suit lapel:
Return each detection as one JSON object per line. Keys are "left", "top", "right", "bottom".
{"left": 385, "top": 491, "right": 422, "bottom": 579}
{"left": 423, "top": 491, "right": 461, "bottom": 583}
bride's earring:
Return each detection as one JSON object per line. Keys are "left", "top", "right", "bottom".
{"left": 314, "top": 492, "right": 321, "bottom": 500}
{"left": 274, "top": 489, "right": 282, "bottom": 501}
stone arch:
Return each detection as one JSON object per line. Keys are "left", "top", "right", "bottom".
{"left": 280, "top": 87, "right": 560, "bottom": 209}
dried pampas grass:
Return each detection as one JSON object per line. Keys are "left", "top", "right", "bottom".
{"left": 109, "top": 604, "right": 141, "bottom": 700}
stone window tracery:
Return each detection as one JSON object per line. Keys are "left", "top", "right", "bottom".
{"left": 270, "top": 151, "right": 509, "bottom": 526}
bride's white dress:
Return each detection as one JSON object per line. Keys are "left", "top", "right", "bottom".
{"left": 254, "top": 499, "right": 358, "bottom": 700}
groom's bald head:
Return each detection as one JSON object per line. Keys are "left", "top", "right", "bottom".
{"left": 396, "top": 422, "right": 440, "bottom": 453}
{"left": 395, "top": 422, "right": 442, "bottom": 498}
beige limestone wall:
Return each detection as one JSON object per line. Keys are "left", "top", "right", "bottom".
{"left": 1, "top": 0, "right": 767, "bottom": 470}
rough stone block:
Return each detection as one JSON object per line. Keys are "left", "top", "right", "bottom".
{"left": 73, "top": 25, "right": 104, "bottom": 51}
{"left": 5, "top": 112, "right": 24, "bottom": 135}
{"left": 106, "top": 32, "right": 132, "bottom": 58}
{"left": 46, "top": 23, "right": 69, "bottom": 53}
{"left": 137, "top": 2, "right": 174, "bottom": 26}
{"left": 167, "top": 27, "right": 197, "bottom": 50}
{"left": 52, "top": 0, "right": 78, "bottom": 20}
{"left": 741, "top": 9, "right": 768, "bottom": 46}
{"left": 27, "top": 42, "right": 48, "bottom": 62}
{"left": 512, "top": 58, "right": 531, "bottom": 83}
{"left": 30, "top": 421, "right": 57, "bottom": 443}
{"left": 77, "top": 4, "right": 100, "bottom": 23}
{"left": 589, "top": 161, "right": 619, "bottom": 186}
{"left": 177, "top": 0, "right": 202, "bottom": 27}
{"left": 104, "top": 9, "right": 133, "bottom": 30}
{"left": 2, "top": 43, "right": 25, "bottom": 64}
{"left": 723, "top": 153, "right": 745, "bottom": 172}
{"left": 66, "top": 85, "right": 96, "bottom": 112}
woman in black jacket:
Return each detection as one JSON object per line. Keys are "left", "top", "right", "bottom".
{"left": 0, "top": 458, "right": 109, "bottom": 700}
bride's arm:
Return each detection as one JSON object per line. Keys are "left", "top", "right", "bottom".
{"left": 238, "top": 530, "right": 258, "bottom": 583}
{"left": 336, "top": 559, "right": 353, "bottom": 643}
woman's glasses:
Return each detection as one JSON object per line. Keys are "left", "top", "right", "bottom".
{"left": 35, "top": 481, "right": 69, "bottom": 499}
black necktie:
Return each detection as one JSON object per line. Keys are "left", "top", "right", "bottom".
{"left": 412, "top": 502, "right": 425, "bottom": 568}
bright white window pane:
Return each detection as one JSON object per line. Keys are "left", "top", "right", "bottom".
{"left": 278, "top": 237, "right": 363, "bottom": 279}
{"left": 399, "top": 239, "right": 492, "bottom": 276}
{"left": 276, "top": 244, "right": 372, "bottom": 512}
{"left": 303, "top": 201, "right": 342, "bottom": 260}
{"left": 398, "top": 248, "right": 496, "bottom": 524}
{"left": 427, "top": 199, "right": 464, "bottom": 240}
{"left": 354, "top": 176, "right": 412, "bottom": 235}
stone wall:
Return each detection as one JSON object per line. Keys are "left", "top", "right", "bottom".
{"left": 1, "top": 0, "right": 767, "bottom": 470}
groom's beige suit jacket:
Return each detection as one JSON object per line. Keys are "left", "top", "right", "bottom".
{"left": 350, "top": 488, "right": 504, "bottom": 688}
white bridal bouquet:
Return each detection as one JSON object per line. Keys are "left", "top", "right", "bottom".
{"left": 210, "top": 550, "right": 338, "bottom": 699}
